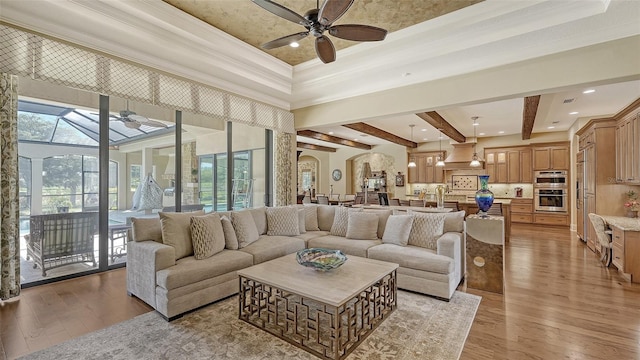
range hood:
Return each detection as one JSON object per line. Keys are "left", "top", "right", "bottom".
{"left": 443, "top": 143, "right": 484, "bottom": 169}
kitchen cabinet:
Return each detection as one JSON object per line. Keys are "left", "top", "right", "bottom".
{"left": 576, "top": 118, "right": 623, "bottom": 251}
{"left": 407, "top": 151, "right": 445, "bottom": 183}
{"left": 611, "top": 224, "right": 640, "bottom": 283}
{"left": 533, "top": 144, "right": 569, "bottom": 170}
{"left": 533, "top": 212, "right": 569, "bottom": 226}
{"left": 484, "top": 146, "right": 531, "bottom": 183}
{"left": 510, "top": 198, "right": 533, "bottom": 223}
{"left": 616, "top": 109, "right": 640, "bottom": 184}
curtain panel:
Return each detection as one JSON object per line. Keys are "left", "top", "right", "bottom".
{"left": 0, "top": 73, "right": 21, "bottom": 300}
{"left": 275, "top": 132, "right": 294, "bottom": 206}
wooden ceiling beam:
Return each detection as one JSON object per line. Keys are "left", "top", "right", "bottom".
{"left": 522, "top": 95, "right": 540, "bottom": 140}
{"left": 296, "top": 142, "right": 337, "bottom": 152}
{"left": 297, "top": 130, "right": 372, "bottom": 150}
{"left": 342, "top": 122, "right": 417, "bottom": 148}
{"left": 415, "top": 112, "right": 466, "bottom": 143}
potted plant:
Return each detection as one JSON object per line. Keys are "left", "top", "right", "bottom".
{"left": 624, "top": 190, "right": 639, "bottom": 218}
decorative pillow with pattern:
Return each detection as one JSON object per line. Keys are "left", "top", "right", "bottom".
{"left": 231, "top": 210, "right": 260, "bottom": 248}
{"left": 407, "top": 211, "right": 446, "bottom": 250}
{"left": 303, "top": 204, "right": 320, "bottom": 231}
{"left": 219, "top": 215, "right": 239, "bottom": 250}
{"left": 266, "top": 206, "right": 300, "bottom": 236}
{"left": 190, "top": 213, "right": 225, "bottom": 260}
{"left": 382, "top": 214, "right": 414, "bottom": 246}
{"left": 346, "top": 212, "right": 379, "bottom": 240}
{"left": 330, "top": 207, "right": 362, "bottom": 237}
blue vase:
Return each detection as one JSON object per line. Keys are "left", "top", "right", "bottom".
{"left": 475, "top": 175, "right": 494, "bottom": 217}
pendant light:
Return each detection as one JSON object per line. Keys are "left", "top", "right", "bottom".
{"left": 435, "top": 128, "right": 445, "bottom": 167}
{"left": 470, "top": 116, "right": 481, "bottom": 167}
{"left": 407, "top": 124, "right": 417, "bottom": 168}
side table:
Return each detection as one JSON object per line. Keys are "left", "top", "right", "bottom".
{"left": 466, "top": 215, "right": 505, "bottom": 294}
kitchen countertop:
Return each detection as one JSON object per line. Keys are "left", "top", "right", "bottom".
{"left": 602, "top": 216, "right": 640, "bottom": 231}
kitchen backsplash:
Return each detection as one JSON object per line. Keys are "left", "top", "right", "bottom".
{"left": 407, "top": 176, "right": 534, "bottom": 199}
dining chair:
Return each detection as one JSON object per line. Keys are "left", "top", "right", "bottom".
{"left": 316, "top": 195, "right": 329, "bottom": 205}
{"left": 344, "top": 194, "right": 356, "bottom": 201}
{"left": 410, "top": 199, "right": 425, "bottom": 207}
{"left": 330, "top": 194, "right": 340, "bottom": 201}
{"left": 444, "top": 201, "right": 460, "bottom": 211}
{"left": 389, "top": 198, "right": 401, "bottom": 206}
{"left": 354, "top": 195, "right": 364, "bottom": 205}
{"left": 399, "top": 200, "right": 411, "bottom": 206}
{"left": 486, "top": 203, "right": 503, "bottom": 216}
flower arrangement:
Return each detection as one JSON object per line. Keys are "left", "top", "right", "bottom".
{"left": 624, "top": 191, "right": 640, "bottom": 212}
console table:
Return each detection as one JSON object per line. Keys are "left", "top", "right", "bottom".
{"left": 465, "top": 215, "right": 505, "bottom": 294}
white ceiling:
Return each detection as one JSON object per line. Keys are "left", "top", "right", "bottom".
{"left": 1, "top": 0, "right": 639, "bottom": 149}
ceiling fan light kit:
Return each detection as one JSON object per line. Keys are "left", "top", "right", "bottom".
{"left": 252, "top": 0, "right": 387, "bottom": 63}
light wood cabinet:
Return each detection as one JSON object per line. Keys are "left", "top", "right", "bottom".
{"left": 533, "top": 145, "right": 569, "bottom": 170}
{"left": 611, "top": 225, "right": 640, "bottom": 283}
{"left": 407, "top": 151, "right": 445, "bottom": 184}
{"left": 484, "top": 147, "right": 532, "bottom": 184}
{"left": 533, "top": 212, "right": 569, "bottom": 226}
{"left": 511, "top": 198, "right": 533, "bottom": 224}
{"left": 616, "top": 110, "right": 640, "bottom": 184}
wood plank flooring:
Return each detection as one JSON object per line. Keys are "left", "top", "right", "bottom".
{"left": 1, "top": 223, "right": 639, "bottom": 359}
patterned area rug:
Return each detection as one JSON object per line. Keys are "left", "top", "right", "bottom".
{"left": 20, "top": 290, "right": 481, "bottom": 360}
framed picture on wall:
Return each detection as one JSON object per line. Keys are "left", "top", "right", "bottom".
{"left": 395, "top": 173, "right": 405, "bottom": 187}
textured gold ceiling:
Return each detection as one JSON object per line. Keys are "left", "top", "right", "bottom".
{"left": 163, "top": 0, "right": 482, "bottom": 65}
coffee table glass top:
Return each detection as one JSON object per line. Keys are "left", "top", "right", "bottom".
{"left": 237, "top": 253, "right": 398, "bottom": 307}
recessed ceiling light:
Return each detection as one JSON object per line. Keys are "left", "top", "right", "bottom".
{"left": 479, "top": 132, "right": 485, "bottom": 136}
{"left": 289, "top": 42, "right": 299, "bottom": 48}
{"left": 548, "top": 126, "right": 556, "bottom": 129}
{"left": 421, "top": 128, "right": 427, "bottom": 132}
{"left": 423, "top": 138, "right": 428, "bottom": 141}
{"left": 472, "top": 122, "right": 480, "bottom": 126}
{"left": 569, "top": 111, "right": 579, "bottom": 115}
{"left": 583, "top": 89, "right": 595, "bottom": 94}
{"left": 353, "top": 138, "right": 358, "bottom": 141}
{"left": 328, "top": 131, "right": 334, "bottom": 135}
{"left": 498, "top": 131, "right": 505, "bottom": 134}
{"left": 402, "top": 72, "right": 411, "bottom": 77}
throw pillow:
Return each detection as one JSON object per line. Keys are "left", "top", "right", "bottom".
{"left": 131, "top": 217, "right": 163, "bottom": 242}
{"left": 266, "top": 207, "right": 300, "bottom": 236}
{"left": 407, "top": 211, "right": 446, "bottom": 250}
{"left": 364, "top": 209, "right": 392, "bottom": 239}
{"left": 330, "top": 207, "right": 362, "bottom": 237}
{"left": 190, "top": 213, "right": 225, "bottom": 260}
{"left": 231, "top": 210, "right": 260, "bottom": 248}
{"left": 159, "top": 210, "right": 205, "bottom": 260}
{"left": 317, "top": 205, "right": 336, "bottom": 231}
{"left": 382, "top": 214, "right": 414, "bottom": 246}
{"left": 219, "top": 215, "right": 239, "bottom": 250}
{"left": 346, "top": 212, "right": 379, "bottom": 240}
{"left": 298, "top": 208, "right": 306, "bottom": 234}
{"left": 303, "top": 204, "right": 320, "bottom": 231}
{"left": 444, "top": 210, "right": 466, "bottom": 233}
{"left": 249, "top": 207, "right": 268, "bottom": 235}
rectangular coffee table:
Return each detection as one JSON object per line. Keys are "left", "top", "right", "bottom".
{"left": 238, "top": 253, "right": 398, "bottom": 360}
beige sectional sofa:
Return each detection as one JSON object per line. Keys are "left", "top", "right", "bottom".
{"left": 126, "top": 205, "right": 466, "bottom": 320}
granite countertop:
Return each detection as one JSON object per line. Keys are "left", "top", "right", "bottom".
{"left": 602, "top": 216, "right": 640, "bottom": 231}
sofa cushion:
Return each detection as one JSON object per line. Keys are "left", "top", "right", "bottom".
{"left": 294, "top": 230, "right": 329, "bottom": 243}
{"left": 131, "top": 217, "right": 162, "bottom": 243}
{"left": 363, "top": 209, "right": 392, "bottom": 238}
{"left": 232, "top": 210, "right": 260, "bottom": 248}
{"left": 346, "top": 212, "right": 379, "bottom": 240}
{"left": 298, "top": 208, "right": 306, "bottom": 234}
{"left": 307, "top": 235, "right": 381, "bottom": 258}
{"left": 265, "top": 206, "right": 300, "bottom": 236}
{"left": 303, "top": 204, "right": 320, "bottom": 231}
{"left": 382, "top": 214, "right": 414, "bottom": 246}
{"left": 330, "top": 207, "right": 362, "bottom": 237}
{"left": 159, "top": 210, "right": 205, "bottom": 260}
{"left": 367, "top": 244, "right": 454, "bottom": 275}
{"left": 239, "top": 235, "right": 305, "bottom": 264}
{"left": 156, "top": 249, "right": 254, "bottom": 290}
{"left": 249, "top": 207, "right": 268, "bottom": 235}
{"left": 190, "top": 213, "right": 225, "bottom": 260}
{"left": 407, "top": 211, "right": 446, "bottom": 250}
{"left": 444, "top": 211, "right": 466, "bottom": 233}
{"left": 219, "top": 215, "right": 239, "bottom": 250}
{"left": 317, "top": 205, "right": 336, "bottom": 231}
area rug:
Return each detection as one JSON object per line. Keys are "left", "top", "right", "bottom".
{"left": 20, "top": 290, "right": 481, "bottom": 360}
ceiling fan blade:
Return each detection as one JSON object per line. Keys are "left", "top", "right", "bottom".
{"left": 318, "top": 0, "right": 354, "bottom": 26}
{"left": 251, "top": 0, "right": 310, "bottom": 26}
{"left": 124, "top": 121, "right": 141, "bottom": 129}
{"left": 127, "top": 114, "right": 150, "bottom": 123}
{"left": 329, "top": 24, "right": 388, "bottom": 41}
{"left": 262, "top": 32, "right": 309, "bottom": 50}
{"left": 315, "top": 36, "right": 336, "bottom": 64}
{"left": 141, "top": 119, "right": 168, "bottom": 128}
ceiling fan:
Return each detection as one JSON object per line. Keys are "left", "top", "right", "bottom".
{"left": 252, "top": 0, "right": 388, "bottom": 64}
{"left": 108, "top": 101, "right": 167, "bottom": 129}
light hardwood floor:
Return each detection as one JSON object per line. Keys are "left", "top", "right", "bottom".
{"left": 1, "top": 223, "right": 639, "bottom": 359}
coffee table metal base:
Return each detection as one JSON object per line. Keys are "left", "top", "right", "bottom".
{"left": 239, "top": 270, "right": 397, "bottom": 360}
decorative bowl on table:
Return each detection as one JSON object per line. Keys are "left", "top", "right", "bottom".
{"left": 296, "top": 248, "right": 347, "bottom": 271}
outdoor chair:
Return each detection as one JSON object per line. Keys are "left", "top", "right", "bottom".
{"left": 26, "top": 212, "right": 98, "bottom": 276}
{"left": 316, "top": 195, "right": 329, "bottom": 205}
